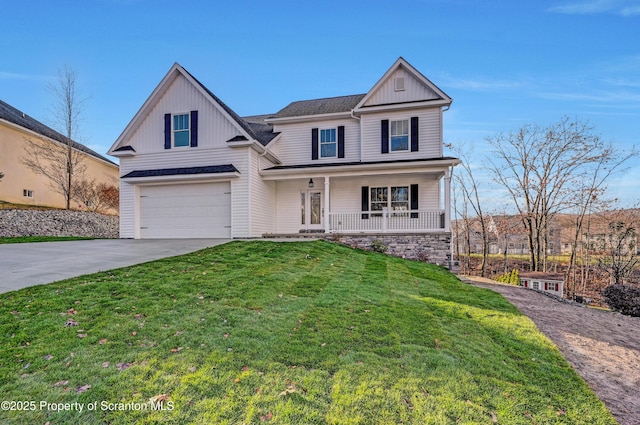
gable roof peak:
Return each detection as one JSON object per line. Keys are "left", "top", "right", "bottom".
{"left": 354, "top": 57, "right": 452, "bottom": 111}
{"left": 109, "top": 62, "right": 277, "bottom": 152}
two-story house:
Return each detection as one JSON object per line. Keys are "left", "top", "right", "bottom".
{"left": 108, "top": 57, "right": 460, "bottom": 265}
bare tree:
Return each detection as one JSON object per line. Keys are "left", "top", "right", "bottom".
{"left": 487, "top": 117, "right": 632, "bottom": 272}
{"left": 20, "top": 65, "right": 88, "bottom": 209}
{"left": 72, "top": 179, "right": 119, "bottom": 214}
{"left": 597, "top": 209, "right": 639, "bottom": 286}
{"left": 565, "top": 146, "right": 636, "bottom": 294}
{"left": 453, "top": 146, "right": 490, "bottom": 276}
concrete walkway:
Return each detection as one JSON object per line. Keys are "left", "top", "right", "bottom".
{"left": 0, "top": 239, "right": 231, "bottom": 293}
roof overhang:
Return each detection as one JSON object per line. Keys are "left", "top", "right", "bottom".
{"left": 121, "top": 164, "right": 240, "bottom": 184}
{"left": 260, "top": 157, "right": 460, "bottom": 180}
{"left": 110, "top": 145, "right": 136, "bottom": 158}
{"left": 354, "top": 99, "right": 451, "bottom": 114}
{"left": 226, "top": 137, "right": 282, "bottom": 164}
{"left": 265, "top": 111, "right": 353, "bottom": 125}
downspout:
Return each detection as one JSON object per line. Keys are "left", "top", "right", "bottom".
{"left": 350, "top": 109, "right": 361, "bottom": 161}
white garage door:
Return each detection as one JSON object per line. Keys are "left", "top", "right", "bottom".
{"left": 139, "top": 182, "right": 231, "bottom": 238}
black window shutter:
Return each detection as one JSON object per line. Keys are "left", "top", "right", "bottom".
{"left": 337, "top": 126, "right": 345, "bottom": 158}
{"left": 164, "top": 113, "right": 171, "bottom": 149}
{"left": 411, "top": 117, "right": 419, "bottom": 152}
{"left": 361, "top": 186, "right": 369, "bottom": 219}
{"left": 190, "top": 110, "right": 198, "bottom": 147}
{"left": 410, "top": 184, "right": 419, "bottom": 218}
{"left": 381, "top": 120, "right": 389, "bottom": 154}
{"left": 311, "top": 128, "right": 319, "bottom": 160}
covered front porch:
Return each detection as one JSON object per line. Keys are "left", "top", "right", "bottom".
{"left": 260, "top": 159, "right": 457, "bottom": 235}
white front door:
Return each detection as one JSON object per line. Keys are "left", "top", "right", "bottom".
{"left": 302, "top": 190, "right": 323, "bottom": 231}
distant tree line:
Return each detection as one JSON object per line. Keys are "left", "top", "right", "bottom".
{"left": 452, "top": 116, "right": 638, "bottom": 298}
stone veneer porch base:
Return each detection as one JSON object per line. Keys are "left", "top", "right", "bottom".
{"left": 263, "top": 232, "right": 453, "bottom": 269}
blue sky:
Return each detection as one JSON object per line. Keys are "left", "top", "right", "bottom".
{"left": 2, "top": 0, "right": 639, "bottom": 206}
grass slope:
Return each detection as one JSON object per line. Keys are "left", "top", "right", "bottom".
{"left": 0, "top": 241, "right": 615, "bottom": 424}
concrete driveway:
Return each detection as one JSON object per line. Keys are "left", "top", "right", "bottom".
{"left": 0, "top": 239, "right": 231, "bottom": 293}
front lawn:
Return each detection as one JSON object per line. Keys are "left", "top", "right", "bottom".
{"left": 0, "top": 240, "right": 616, "bottom": 424}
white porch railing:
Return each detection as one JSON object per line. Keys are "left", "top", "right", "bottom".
{"left": 329, "top": 210, "right": 446, "bottom": 233}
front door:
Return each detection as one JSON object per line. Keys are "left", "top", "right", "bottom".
{"left": 301, "top": 190, "right": 323, "bottom": 231}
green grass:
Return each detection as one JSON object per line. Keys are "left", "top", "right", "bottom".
{"left": 0, "top": 240, "right": 616, "bottom": 424}
{"left": 0, "top": 236, "right": 95, "bottom": 244}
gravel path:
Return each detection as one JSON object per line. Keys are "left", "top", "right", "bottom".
{"left": 461, "top": 276, "right": 640, "bottom": 425}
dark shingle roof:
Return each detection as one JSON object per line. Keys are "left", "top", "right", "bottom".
{"left": 272, "top": 94, "right": 366, "bottom": 119}
{"left": 180, "top": 68, "right": 278, "bottom": 146}
{"left": 121, "top": 164, "right": 238, "bottom": 179}
{"left": 0, "top": 99, "right": 116, "bottom": 165}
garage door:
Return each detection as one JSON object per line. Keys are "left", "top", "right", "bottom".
{"left": 139, "top": 182, "right": 231, "bottom": 238}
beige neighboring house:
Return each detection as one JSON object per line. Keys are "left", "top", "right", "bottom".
{"left": 0, "top": 99, "right": 119, "bottom": 211}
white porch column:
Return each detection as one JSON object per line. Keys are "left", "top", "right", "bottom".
{"left": 444, "top": 168, "right": 451, "bottom": 232}
{"left": 324, "top": 176, "right": 330, "bottom": 233}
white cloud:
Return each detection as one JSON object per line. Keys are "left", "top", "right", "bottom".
{"left": 537, "top": 89, "right": 640, "bottom": 104}
{"left": 621, "top": 4, "right": 640, "bottom": 14}
{"left": 437, "top": 73, "right": 526, "bottom": 92}
{"left": 548, "top": 0, "right": 640, "bottom": 16}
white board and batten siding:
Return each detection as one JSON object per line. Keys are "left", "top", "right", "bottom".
{"left": 362, "top": 67, "right": 442, "bottom": 107}
{"left": 360, "top": 108, "right": 443, "bottom": 162}
{"left": 126, "top": 73, "right": 242, "bottom": 155}
{"left": 271, "top": 118, "right": 360, "bottom": 165}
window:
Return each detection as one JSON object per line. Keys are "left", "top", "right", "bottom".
{"left": 532, "top": 281, "right": 540, "bottom": 291}
{"left": 173, "top": 113, "right": 190, "bottom": 147}
{"left": 390, "top": 119, "right": 409, "bottom": 151}
{"left": 320, "top": 128, "right": 337, "bottom": 158}
{"left": 370, "top": 186, "right": 409, "bottom": 214}
{"left": 370, "top": 187, "right": 387, "bottom": 214}
{"left": 394, "top": 77, "right": 405, "bottom": 91}
{"left": 300, "top": 192, "right": 305, "bottom": 225}
{"left": 391, "top": 186, "right": 409, "bottom": 211}
{"left": 23, "top": 189, "right": 33, "bottom": 198}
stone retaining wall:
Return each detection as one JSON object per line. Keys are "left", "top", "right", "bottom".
{"left": 0, "top": 209, "right": 119, "bottom": 238}
{"left": 328, "top": 232, "right": 453, "bottom": 268}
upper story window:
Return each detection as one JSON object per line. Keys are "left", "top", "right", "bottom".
{"left": 173, "top": 113, "right": 190, "bottom": 147}
{"left": 164, "top": 111, "right": 198, "bottom": 150}
{"left": 394, "top": 77, "right": 405, "bottom": 91}
{"left": 390, "top": 119, "right": 409, "bottom": 151}
{"left": 311, "top": 126, "right": 344, "bottom": 160}
{"left": 320, "top": 128, "right": 337, "bottom": 158}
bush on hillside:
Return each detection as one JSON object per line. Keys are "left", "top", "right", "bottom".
{"left": 602, "top": 284, "right": 640, "bottom": 317}
{"left": 369, "top": 239, "right": 388, "bottom": 253}
{"left": 496, "top": 269, "right": 520, "bottom": 285}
